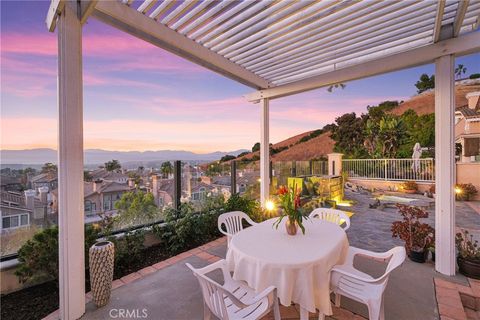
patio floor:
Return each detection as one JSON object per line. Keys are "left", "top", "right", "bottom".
{"left": 45, "top": 190, "right": 480, "bottom": 320}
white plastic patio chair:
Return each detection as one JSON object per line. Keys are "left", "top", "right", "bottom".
{"left": 330, "top": 246, "right": 406, "bottom": 320}
{"left": 186, "top": 260, "right": 281, "bottom": 320}
{"left": 308, "top": 208, "right": 351, "bottom": 230}
{"left": 218, "top": 211, "right": 257, "bottom": 246}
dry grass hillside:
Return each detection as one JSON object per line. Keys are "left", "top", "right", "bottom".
{"left": 231, "top": 79, "right": 479, "bottom": 163}
{"left": 391, "top": 79, "right": 480, "bottom": 116}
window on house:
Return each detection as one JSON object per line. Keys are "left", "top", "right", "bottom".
{"left": 20, "top": 214, "right": 28, "bottom": 226}
{"left": 2, "top": 214, "right": 29, "bottom": 230}
{"left": 85, "top": 200, "right": 92, "bottom": 212}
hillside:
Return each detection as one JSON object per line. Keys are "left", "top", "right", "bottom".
{"left": 233, "top": 79, "right": 480, "bottom": 162}
{"left": 391, "top": 79, "right": 480, "bottom": 116}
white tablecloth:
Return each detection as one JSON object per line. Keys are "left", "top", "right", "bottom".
{"left": 226, "top": 218, "right": 349, "bottom": 315}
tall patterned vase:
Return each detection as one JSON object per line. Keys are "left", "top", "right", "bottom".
{"left": 89, "top": 241, "right": 115, "bottom": 307}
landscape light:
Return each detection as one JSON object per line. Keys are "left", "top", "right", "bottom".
{"left": 455, "top": 187, "right": 462, "bottom": 194}
{"left": 265, "top": 200, "right": 275, "bottom": 211}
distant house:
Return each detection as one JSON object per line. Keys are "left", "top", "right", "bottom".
{"left": 83, "top": 180, "right": 133, "bottom": 217}
{"left": 30, "top": 172, "right": 57, "bottom": 191}
{"left": 455, "top": 92, "right": 480, "bottom": 162}
{"left": 0, "top": 175, "right": 23, "bottom": 192}
{"left": 150, "top": 175, "right": 174, "bottom": 208}
{"left": 90, "top": 169, "right": 129, "bottom": 184}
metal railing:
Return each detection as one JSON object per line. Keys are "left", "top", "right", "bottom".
{"left": 342, "top": 158, "right": 435, "bottom": 182}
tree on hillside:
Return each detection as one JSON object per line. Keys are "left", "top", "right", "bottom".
{"left": 252, "top": 142, "right": 260, "bottom": 152}
{"left": 41, "top": 163, "right": 57, "bottom": 174}
{"left": 330, "top": 113, "right": 367, "bottom": 158}
{"left": 236, "top": 151, "right": 249, "bottom": 158}
{"left": 220, "top": 155, "right": 236, "bottom": 162}
{"left": 397, "top": 110, "right": 435, "bottom": 157}
{"left": 455, "top": 64, "right": 467, "bottom": 79}
{"left": 105, "top": 160, "right": 121, "bottom": 172}
{"left": 415, "top": 74, "right": 435, "bottom": 94}
{"left": 377, "top": 116, "right": 406, "bottom": 158}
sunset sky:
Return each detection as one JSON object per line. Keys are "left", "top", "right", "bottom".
{"left": 1, "top": 1, "right": 479, "bottom": 154}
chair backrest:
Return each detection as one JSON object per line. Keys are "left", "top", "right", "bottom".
{"left": 186, "top": 263, "right": 244, "bottom": 320}
{"left": 218, "top": 211, "right": 255, "bottom": 237}
{"left": 309, "top": 208, "right": 351, "bottom": 230}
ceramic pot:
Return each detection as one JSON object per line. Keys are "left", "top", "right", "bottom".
{"left": 409, "top": 249, "right": 426, "bottom": 263}
{"left": 285, "top": 218, "right": 298, "bottom": 236}
{"left": 404, "top": 189, "right": 417, "bottom": 194}
{"left": 457, "top": 256, "right": 480, "bottom": 280}
{"left": 89, "top": 241, "right": 115, "bottom": 307}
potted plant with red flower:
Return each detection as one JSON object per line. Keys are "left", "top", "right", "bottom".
{"left": 391, "top": 204, "right": 434, "bottom": 263}
{"left": 273, "top": 184, "right": 307, "bottom": 235}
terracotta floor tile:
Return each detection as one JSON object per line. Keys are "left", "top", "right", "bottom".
{"left": 438, "top": 303, "right": 467, "bottom": 320}
{"left": 152, "top": 261, "right": 169, "bottom": 270}
{"left": 436, "top": 278, "right": 461, "bottom": 289}
{"left": 138, "top": 266, "right": 156, "bottom": 276}
{"left": 111, "top": 279, "right": 124, "bottom": 290}
{"left": 120, "top": 272, "right": 141, "bottom": 284}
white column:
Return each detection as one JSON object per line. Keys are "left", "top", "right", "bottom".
{"left": 435, "top": 55, "right": 456, "bottom": 276}
{"left": 260, "top": 98, "right": 270, "bottom": 206}
{"left": 58, "top": 1, "right": 85, "bottom": 319}
{"left": 327, "top": 153, "right": 343, "bottom": 176}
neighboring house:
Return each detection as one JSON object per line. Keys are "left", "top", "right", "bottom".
{"left": 455, "top": 92, "right": 480, "bottom": 163}
{"left": 190, "top": 182, "right": 217, "bottom": 202}
{"left": 0, "top": 188, "right": 53, "bottom": 232}
{"left": 30, "top": 172, "right": 58, "bottom": 191}
{"left": 83, "top": 180, "right": 134, "bottom": 217}
{"left": 90, "top": 169, "right": 129, "bottom": 184}
{"left": 0, "top": 192, "right": 31, "bottom": 232}
{"left": 150, "top": 175, "right": 174, "bottom": 208}
{"left": 0, "top": 175, "right": 23, "bottom": 192}
{"left": 237, "top": 171, "right": 260, "bottom": 194}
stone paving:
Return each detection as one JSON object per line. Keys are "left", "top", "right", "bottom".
{"left": 343, "top": 190, "right": 480, "bottom": 253}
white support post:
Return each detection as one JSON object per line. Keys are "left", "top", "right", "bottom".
{"left": 435, "top": 55, "right": 456, "bottom": 276}
{"left": 58, "top": 1, "right": 85, "bottom": 319}
{"left": 260, "top": 98, "right": 270, "bottom": 206}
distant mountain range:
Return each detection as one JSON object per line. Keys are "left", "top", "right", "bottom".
{"left": 1, "top": 148, "right": 249, "bottom": 166}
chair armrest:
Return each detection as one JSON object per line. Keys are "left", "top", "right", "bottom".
{"left": 245, "top": 286, "right": 277, "bottom": 305}
{"left": 331, "top": 267, "right": 380, "bottom": 284}
{"left": 348, "top": 246, "right": 392, "bottom": 262}
{"left": 187, "top": 260, "right": 226, "bottom": 275}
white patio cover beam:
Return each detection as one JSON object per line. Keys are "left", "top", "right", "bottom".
{"left": 57, "top": 1, "right": 85, "bottom": 319}
{"left": 92, "top": 1, "right": 269, "bottom": 89}
{"left": 260, "top": 98, "right": 270, "bottom": 207}
{"left": 245, "top": 31, "right": 480, "bottom": 101}
{"left": 454, "top": 0, "right": 470, "bottom": 36}
{"left": 435, "top": 55, "right": 456, "bottom": 276}
{"left": 433, "top": 0, "right": 446, "bottom": 42}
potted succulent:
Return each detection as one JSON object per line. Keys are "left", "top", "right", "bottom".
{"left": 456, "top": 230, "right": 480, "bottom": 279}
{"left": 273, "top": 185, "right": 307, "bottom": 235}
{"left": 401, "top": 181, "right": 418, "bottom": 194}
{"left": 391, "top": 204, "right": 434, "bottom": 263}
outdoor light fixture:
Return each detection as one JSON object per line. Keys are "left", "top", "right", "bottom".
{"left": 455, "top": 187, "right": 462, "bottom": 194}
{"left": 265, "top": 200, "right": 275, "bottom": 211}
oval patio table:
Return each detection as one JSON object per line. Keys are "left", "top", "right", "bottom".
{"left": 226, "top": 218, "right": 349, "bottom": 320}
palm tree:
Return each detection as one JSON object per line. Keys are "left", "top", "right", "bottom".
{"left": 455, "top": 64, "right": 467, "bottom": 80}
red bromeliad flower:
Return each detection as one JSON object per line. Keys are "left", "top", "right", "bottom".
{"left": 277, "top": 185, "right": 288, "bottom": 195}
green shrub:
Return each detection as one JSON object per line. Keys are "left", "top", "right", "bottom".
{"left": 16, "top": 225, "right": 100, "bottom": 284}
{"left": 110, "top": 230, "right": 146, "bottom": 274}
{"left": 469, "top": 73, "right": 480, "bottom": 79}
